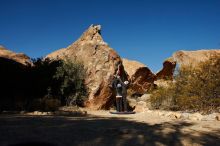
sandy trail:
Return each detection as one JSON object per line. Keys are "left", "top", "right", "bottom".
{"left": 0, "top": 109, "right": 219, "bottom": 146}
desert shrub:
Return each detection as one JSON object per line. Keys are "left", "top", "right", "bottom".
{"left": 27, "top": 97, "right": 61, "bottom": 112}
{"left": 150, "top": 83, "right": 178, "bottom": 110}
{"left": 26, "top": 57, "right": 87, "bottom": 110}
{"left": 29, "top": 58, "right": 62, "bottom": 98}
{"left": 53, "top": 58, "right": 87, "bottom": 106}
{"left": 0, "top": 56, "right": 87, "bottom": 111}
{"left": 150, "top": 56, "right": 220, "bottom": 113}
{"left": 43, "top": 98, "right": 61, "bottom": 111}
{"left": 23, "top": 58, "right": 62, "bottom": 111}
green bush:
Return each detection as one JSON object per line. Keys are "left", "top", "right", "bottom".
{"left": 0, "top": 56, "right": 87, "bottom": 111}
{"left": 150, "top": 56, "right": 220, "bottom": 113}
{"left": 53, "top": 57, "right": 88, "bottom": 106}
{"left": 26, "top": 57, "right": 87, "bottom": 111}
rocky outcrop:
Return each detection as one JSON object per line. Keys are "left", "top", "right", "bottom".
{"left": 47, "top": 25, "right": 127, "bottom": 109}
{"left": 126, "top": 93, "right": 152, "bottom": 113}
{"left": 145, "top": 110, "right": 220, "bottom": 121}
{"left": 173, "top": 49, "right": 220, "bottom": 68}
{"left": 0, "top": 45, "right": 31, "bottom": 65}
{"left": 156, "top": 57, "right": 176, "bottom": 80}
{"left": 122, "top": 58, "right": 156, "bottom": 95}
{"left": 154, "top": 49, "right": 220, "bottom": 86}
{"left": 122, "top": 58, "right": 146, "bottom": 77}
{"left": 0, "top": 46, "right": 31, "bottom": 110}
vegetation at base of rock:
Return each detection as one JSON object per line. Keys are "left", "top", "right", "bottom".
{"left": 53, "top": 58, "right": 87, "bottom": 106}
{"left": 29, "top": 58, "right": 62, "bottom": 99}
{"left": 0, "top": 57, "right": 87, "bottom": 112}
{"left": 150, "top": 56, "right": 220, "bottom": 113}
{"left": 28, "top": 57, "right": 88, "bottom": 110}
{"left": 27, "top": 97, "right": 61, "bottom": 112}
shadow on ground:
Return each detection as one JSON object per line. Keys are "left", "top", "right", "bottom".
{"left": 0, "top": 113, "right": 219, "bottom": 146}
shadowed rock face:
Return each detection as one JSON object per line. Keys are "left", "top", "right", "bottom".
{"left": 47, "top": 25, "right": 127, "bottom": 109}
{"left": 156, "top": 57, "right": 176, "bottom": 80}
{"left": 173, "top": 49, "right": 220, "bottom": 68}
{"left": 0, "top": 45, "right": 31, "bottom": 65}
{"left": 0, "top": 46, "right": 31, "bottom": 110}
{"left": 122, "top": 59, "right": 156, "bottom": 94}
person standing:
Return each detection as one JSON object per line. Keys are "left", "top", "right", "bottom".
{"left": 117, "top": 76, "right": 129, "bottom": 112}
{"left": 112, "top": 75, "right": 123, "bottom": 112}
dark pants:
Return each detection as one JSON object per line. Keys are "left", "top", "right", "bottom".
{"left": 122, "top": 95, "right": 127, "bottom": 112}
{"left": 116, "top": 98, "right": 122, "bottom": 112}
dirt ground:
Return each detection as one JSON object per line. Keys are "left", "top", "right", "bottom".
{"left": 0, "top": 109, "right": 220, "bottom": 146}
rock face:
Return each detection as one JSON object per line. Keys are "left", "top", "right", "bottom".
{"left": 0, "top": 45, "right": 31, "bottom": 65}
{"left": 122, "top": 58, "right": 146, "bottom": 77}
{"left": 122, "top": 58, "right": 155, "bottom": 94}
{"left": 173, "top": 49, "right": 220, "bottom": 68}
{"left": 156, "top": 57, "right": 176, "bottom": 80}
{"left": 0, "top": 46, "right": 31, "bottom": 110}
{"left": 47, "top": 25, "right": 127, "bottom": 109}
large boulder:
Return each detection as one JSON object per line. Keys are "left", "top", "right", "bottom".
{"left": 156, "top": 57, "right": 176, "bottom": 80}
{"left": 122, "top": 58, "right": 155, "bottom": 94}
{"left": 173, "top": 49, "right": 220, "bottom": 68}
{"left": 47, "top": 25, "right": 127, "bottom": 109}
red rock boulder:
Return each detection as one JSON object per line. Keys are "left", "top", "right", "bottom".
{"left": 156, "top": 57, "right": 176, "bottom": 80}
{"left": 122, "top": 58, "right": 156, "bottom": 94}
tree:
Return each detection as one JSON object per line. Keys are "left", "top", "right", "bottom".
{"left": 54, "top": 57, "right": 88, "bottom": 106}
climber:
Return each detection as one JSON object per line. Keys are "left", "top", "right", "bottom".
{"left": 112, "top": 75, "right": 123, "bottom": 112}
{"left": 111, "top": 62, "right": 129, "bottom": 112}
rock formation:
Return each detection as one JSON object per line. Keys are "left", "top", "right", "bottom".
{"left": 153, "top": 49, "right": 220, "bottom": 88}
{"left": 173, "top": 49, "right": 220, "bottom": 68}
{"left": 0, "top": 46, "right": 31, "bottom": 110}
{"left": 122, "top": 58, "right": 155, "bottom": 95}
{"left": 0, "top": 45, "right": 31, "bottom": 65}
{"left": 47, "top": 25, "right": 127, "bottom": 109}
{"left": 155, "top": 57, "right": 176, "bottom": 80}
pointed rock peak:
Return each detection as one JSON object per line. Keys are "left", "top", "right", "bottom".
{"left": 78, "top": 24, "right": 105, "bottom": 44}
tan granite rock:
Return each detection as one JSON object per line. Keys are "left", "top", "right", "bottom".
{"left": 47, "top": 25, "right": 127, "bottom": 109}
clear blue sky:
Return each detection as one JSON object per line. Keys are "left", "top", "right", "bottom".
{"left": 0, "top": 0, "right": 220, "bottom": 72}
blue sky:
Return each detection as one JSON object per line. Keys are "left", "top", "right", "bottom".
{"left": 0, "top": 0, "right": 220, "bottom": 72}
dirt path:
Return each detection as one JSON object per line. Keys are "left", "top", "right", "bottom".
{"left": 88, "top": 109, "right": 220, "bottom": 130}
{"left": 0, "top": 109, "right": 219, "bottom": 146}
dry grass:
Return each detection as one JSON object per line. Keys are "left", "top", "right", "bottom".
{"left": 150, "top": 56, "right": 220, "bottom": 113}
